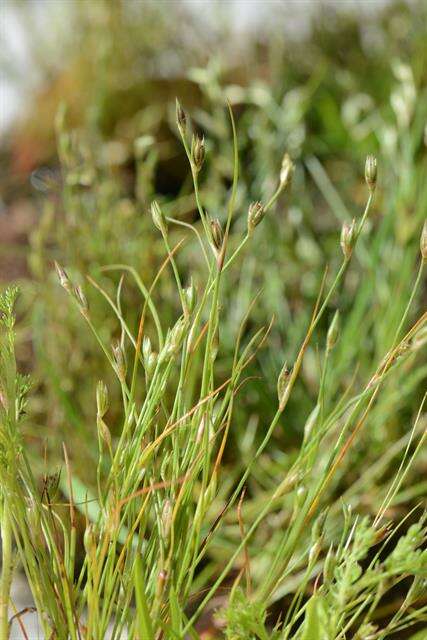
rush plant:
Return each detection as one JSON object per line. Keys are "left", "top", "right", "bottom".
{"left": 1, "top": 103, "right": 426, "bottom": 639}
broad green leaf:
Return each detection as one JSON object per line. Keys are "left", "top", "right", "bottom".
{"left": 301, "top": 595, "right": 328, "bottom": 640}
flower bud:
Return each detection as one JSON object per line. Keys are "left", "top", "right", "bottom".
{"left": 192, "top": 135, "right": 205, "bottom": 171}
{"left": 112, "top": 340, "right": 127, "bottom": 381}
{"left": 210, "top": 218, "right": 224, "bottom": 252}
{"left": 280, "top": 153, "right": 294, "bottom": 188}
{"left": 277, "top": 361, "right": 292, "bottom": 410}
{"left": 365, "top": 155, "right": 377, "bottom": 192}
{"left": 323, "top": 545, "right": 336, "bottom": 583}
{"left": 151, "top": 200, "right": 167, "bottom": 234}
{"left": 340, "top": 219, "right": 356, "bottom": 260}
{"left": 183, "top": 278, "right": 197, "bottom": 314}
{"left": 175, "top": 98, "right": 186, "bottom": 133}
{"left": 96, "top": 380, "right": 109, "bottom": 418}
{"left": 161, "top": 317, "right": 187, "bottom": 361}
{"left": 147, "top": 353, "right": 157, "bottom": 377}
{"left": 247, "top": 201, "right": 265, "bottom": 235}
{"left": 420, "top": 220, "right": 427, "bottom": 262}
{"left": 143, "top": 336, "right": 157, "bottom": 376}
{"left": 326, "top": 310, "right": 340, "bottom": 351}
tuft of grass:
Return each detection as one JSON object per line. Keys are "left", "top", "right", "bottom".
{"left": 1, "top": 100, "right": 426, "bottom": 638}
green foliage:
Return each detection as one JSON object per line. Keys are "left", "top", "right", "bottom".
{"left": 0, "top": 2, "right": 426, "bottom": 638}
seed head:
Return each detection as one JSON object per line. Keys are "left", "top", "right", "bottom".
{"left": 175, "top": 98, "right": 186, "bottom": 133}
{"left": 83, "top": 524, "right": 97, "bottom": 556}
{"left": 247, "top": 201, "right": 265, "bottom": 235}
{"left": 161, "top": 317, "right": 187, "bottom": 360}
{"left": 326, "top": 310, "right": 340, "bottom": 351}
{"left": 277, "top": 361, "right": 292, "bottom": 410}
{"left": 340, "top": 219, "right": 356, "bottom": 260}
{"left": 192, "top": 135, "right": 205, "bottom": 171}
{"left": 151, "top": 200, "right": 167, "bottom": 234}
{"left": 74, "top": 285, "right": 89, "bottom": 317}
{"left": 210, "top": 218, "right": 224, "bottom": 252}
{"left": 55, "top": 262, "right": 72, "bottom": 292}
{"left": 280, "top": 153, "right": 294, "bottom": 188}
{"left": 142, "top": 336, "right": 152, "bottom": 364}
{"left": 143, "top": 336, "right": 157, "bottom": 376}
{"left": 97, "top": 415, "right": 112, "bottom": 450}
{"left": 170, "top": 317, "right": 187, "bottom": 352}
{"left": 365, "top": 154, "right": 377, "bottom": 192}
{"left": 420, "top": 220, "right": 427, "bottom": 262}
{"left": 96, "top": 380, "right": 109, "bottom": 418}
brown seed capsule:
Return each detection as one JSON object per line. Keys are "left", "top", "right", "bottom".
{"left": 210, "top": 218, "right": 224, "bottom": 252}
{"left": 340, "top": 219, "right": 356, "bottom": 260}
{"left": 175, "top": 98, "right": 186, "bottom": 133}
{"left": 365, "top": 155, "right": 377, "bottom": 192}
{"left": 192, "top": 135, "right": 205, "bottom": 171}
{"left": 247, "top": 201, "right": 265, "bottom": 235}
{"left": 55, "top": 261, "right": 72, "bottom": 292}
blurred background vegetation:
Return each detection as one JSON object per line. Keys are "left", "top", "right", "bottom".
{"left": 0, "top": 1, "right": 426, "bottom": 630}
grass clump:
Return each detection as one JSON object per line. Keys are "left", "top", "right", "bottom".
{"left": 1, "top": 99, "right": 427, "bottom": 639}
